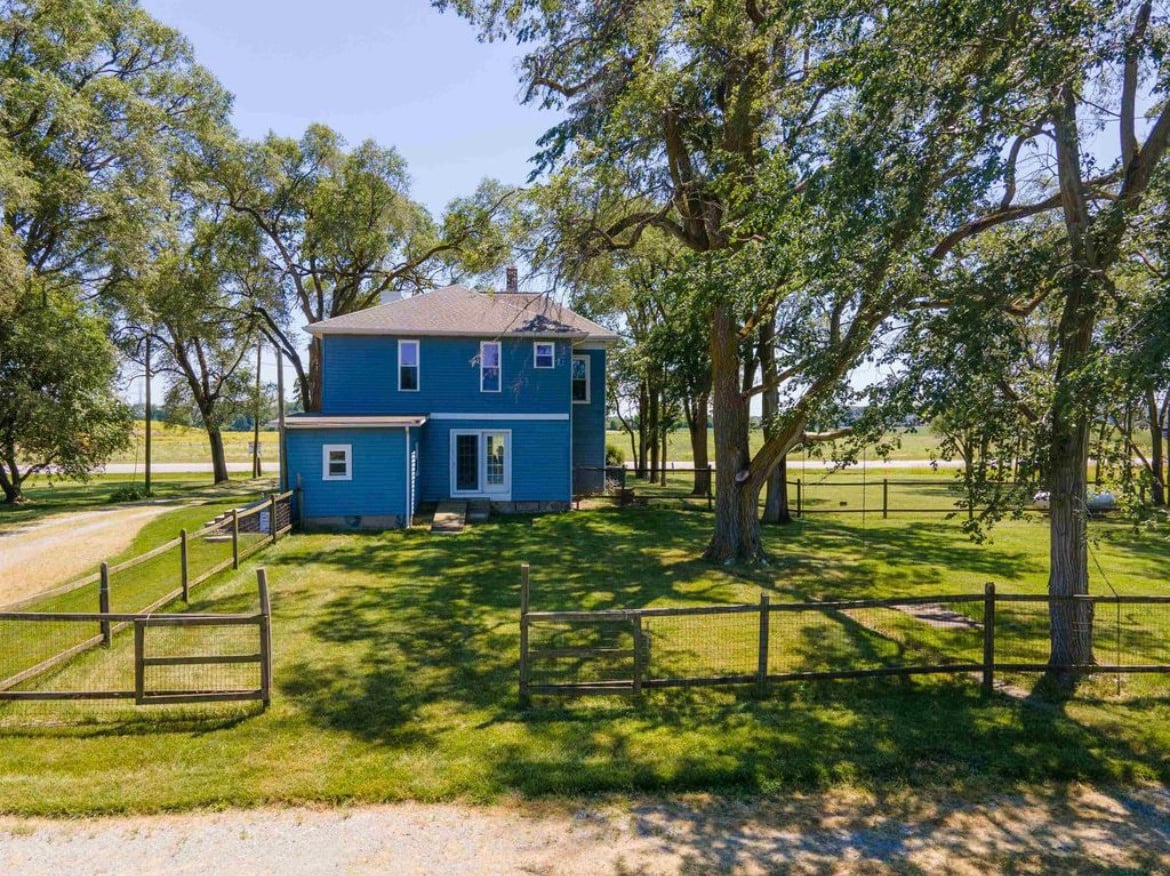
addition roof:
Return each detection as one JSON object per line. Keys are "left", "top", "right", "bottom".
{"left": 305, "top": 284, "right": 619, "bottom": 343}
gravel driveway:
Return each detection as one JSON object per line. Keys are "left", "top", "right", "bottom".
{"left": 0, "top": 503, "right": 183, "bottom": 607}
{"left": 2, "top": 785, "right": 1168, "bottom": 874}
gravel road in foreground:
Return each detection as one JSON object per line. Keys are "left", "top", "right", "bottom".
{"left": 1, "top": 785, "right": 1168, "bottom": 875}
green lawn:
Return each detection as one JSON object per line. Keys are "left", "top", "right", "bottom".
{"left": 0, "top": 505, "right": 1167, "bottom": 816}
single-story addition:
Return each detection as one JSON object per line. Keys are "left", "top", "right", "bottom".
{"left": 282, "top": 282, "right": 618, "bottom": 530}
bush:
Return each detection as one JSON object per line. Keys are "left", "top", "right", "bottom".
{"left": 605, "top": 443, "right": 625, "bottom": 466}
{"left": 108, "top": 484, "right": 150, "bottom": 503}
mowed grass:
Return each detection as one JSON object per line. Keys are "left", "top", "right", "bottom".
{"left": 0, "top": 504, "right": 1168, "bottom": 816}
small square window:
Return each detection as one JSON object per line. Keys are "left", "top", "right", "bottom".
{"left": 322, "top": 444, "right": 352, "bottom": 481}
{"left": 481, "top": 341, "right": 501, "bottom": 392}
{"left": 534, "top": 342, "right": 555, "bottom": 369}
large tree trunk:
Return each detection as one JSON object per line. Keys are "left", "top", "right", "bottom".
{"left": 1046, "top": 408, "right": 1095, "bottom": 667}
{"left": 0, "top": 458, "right": 23, "bottom": 504}
{"left": 1147, "top": 389, "right": 1166, "bottom": 507}
{"left": 648, "top": 378, "right": 660, "bottom": 482}
{"left": 305, "top": 337, "right": 324, "bottom": 413}
{"left": 763, "top": 454, "right": 791, "bottom": 525}
{"left": 208, "top": 426, "right": 230, "bottom": 485}
{"left": 705, "top": 304, "right": 762, "bottom": 562}
{"left": 688, "top": 390, "right": 711, "bottom": 496}
{"left": 636, "top": 380, "right": 649, "bottom": 479}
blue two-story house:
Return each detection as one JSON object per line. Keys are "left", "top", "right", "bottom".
{"left": 282, "top": 284, "right": 617, "bottom": 529}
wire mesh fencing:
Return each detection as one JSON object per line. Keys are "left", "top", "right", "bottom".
{"left": 517, "top": 568, "right": 1170, "bottom": 703}
{"left": 0, "top": 570, "right": 273, "bottom": 727}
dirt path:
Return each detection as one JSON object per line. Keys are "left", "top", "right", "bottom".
{"left": 1, "top": 785, "right": 1167, "bottom": 874}
{"left": 0, "top": 504, "right": 184, "bottom": 607}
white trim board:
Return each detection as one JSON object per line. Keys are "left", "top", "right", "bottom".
{"left": 429, "top": 413, "right": 569, "bottom": 421}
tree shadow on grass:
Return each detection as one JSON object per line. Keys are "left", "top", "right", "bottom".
{"left": 261, "top": 512, "right": 1169, "bottom": 818}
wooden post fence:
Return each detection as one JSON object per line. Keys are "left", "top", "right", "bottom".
{"left": 232, "top": 509, "right": 240, "bottom": 569}
{"left": 519, "top": 563, "right": 530, "bottom": 708}
{"left": 796, "top": 479, "right": 803, "bottom": 518}
{"left": 99, "top": 562, "right": 111, "bottom": 647}
{"left": 269, "top": 495, "right": 278, "bottom": 543}
{"left": 258, "top": 568, "right": 273, "bottom": 708}
{"left": 707, "top": 464, "right": 714, "bottom": 512}
{"left": 982, "top": 582, "right": 996, "bottom": 695}
{"left": 632, "top": 614, "right": 645, "bottom": 697}
{"left": 882, "top": 479, "right": 889, "bottom": 519}
{"left": 757, "top": 593, "right": 770, "bottom": 695}
{"left": 180, "top": 528, "right": 189, "bottom": 603}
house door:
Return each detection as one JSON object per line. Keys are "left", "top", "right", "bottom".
{"left": 452, "top": 430, "right": 511, "bottom": 498}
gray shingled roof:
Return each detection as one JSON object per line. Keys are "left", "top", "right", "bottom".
{"left": 305, "top": 285, "right": 619, "bottom": 342}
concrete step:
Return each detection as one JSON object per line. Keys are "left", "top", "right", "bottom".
{"left": 430, "top": 500, "right": 467, "bottom": 534}
{"left": 467, "top": 500, "right": 491, "bottom": 523}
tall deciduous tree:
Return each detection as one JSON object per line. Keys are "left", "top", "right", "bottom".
{"left": 437, "top": 0, "right": 1047, "bottom": 562}
{"left": 208, "top": 125, "right": 515, "bottom": 411}
{"left": 0, "top": 292, "right": 131, "bottom": 502}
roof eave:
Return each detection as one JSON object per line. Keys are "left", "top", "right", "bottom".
{"left": 305, "top": 325, "right": 593, "bottom": 339}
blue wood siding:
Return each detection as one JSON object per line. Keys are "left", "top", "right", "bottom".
{"left": 572, "top": 350, "right": 607, "bottom": 491}
{"left": 322, "top": 335, "right": 573, "bottom": 416}
{"left": 285, "top": 427, "right": 407, "bottom": 519}
{"left": 416, "top": 419, "right": 570, "bottom": 502}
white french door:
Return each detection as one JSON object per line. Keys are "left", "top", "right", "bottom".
{"left": 450, "top": 430, "right": 511, "bottom": 499}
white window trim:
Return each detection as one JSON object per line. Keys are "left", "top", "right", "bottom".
{"left": 572, "top": 354, "right": 591, "bottom": 404}
{"left": 322, "top": 444, "right": 352, "bottom": 481}
{"left": 480, "top": 340, "right": 502, "bottom": 393}
{"left": 449, "top": 429, "right": 512, "bottom": 499}
{"left": 398, "top": 338, "right": 420, "bottom": 392}
{"left": 533, "top": 341, "right": 555, "bottom": 369}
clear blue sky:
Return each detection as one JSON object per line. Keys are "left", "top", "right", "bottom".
{"left": 142, "top": 0, "right": 552, "bottom": 218}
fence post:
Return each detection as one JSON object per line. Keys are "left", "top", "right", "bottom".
{"left": 757, "top": 593, "right": 770, "bottom": 696}
{"left": 707, "top": 464, "right": 713, "bottom": 512}
{"left": 133, "top": 619, "right": 146, "bottom": 705}
{"left": 269, "top": 494, "right": 278, "bottom": 543}
{"left": 882, "top": 479, "right": 889, "bottom": 519}
{"left": 99, "top": 562, "right": 111, "bottom": 647}
{"left": 796, "top": 479, "right": 803, "bottom": 518}
{"left": 180, "top": 528, "right": 189, "bottom": 603}
{"left": 258, "top": 568, "right": 273, "bottom": 709}
{"left": 232, "top": 508, "right": 240, "bottom": 569}
{"left": 632, "top": 614, "right": 644, "bottom": 697}
{"left": 982, "top": 582, "right": 996, "bottom": 695}
{"left": 519, "top": 562, "right": 530, "bottom": 708}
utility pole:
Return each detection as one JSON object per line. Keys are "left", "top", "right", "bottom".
{"left": 144, "top": 334, "right": 152, "bottom": 495}
{"left": 253, "top": 340, "right": 263, "bottom": 479}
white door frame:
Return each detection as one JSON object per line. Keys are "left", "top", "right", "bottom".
{"left": 449, "top": 429, "right": 512, "bottom": 500}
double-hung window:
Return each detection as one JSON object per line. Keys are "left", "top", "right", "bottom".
{"left": 322, "top": 444, "right": 352, "bottom": 481}
{"left": 481, "top": 341, "right": 501, "bottom": 392}
{"left": 399, "top": 339, "right": 420, "bottom": 391}
{"left": 571, "top": 355, "right": 590, "bottom": 403}
{"left": 534, "top": 341, "right": 555, "bottom": 369}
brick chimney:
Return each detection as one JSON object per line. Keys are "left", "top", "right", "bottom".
{"left": 505, "top": 265, "right": 519, "bottom": 293}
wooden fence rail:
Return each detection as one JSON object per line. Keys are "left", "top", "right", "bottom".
{"left": 518, "top": 564, "right": 1170, "bottom": 702}
{"left": 1, "top": 570, "right": 273, "bottom": 707}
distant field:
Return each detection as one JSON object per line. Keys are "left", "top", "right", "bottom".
{"left": 109, "top": 421, "right": 281, "bottom": 464}
{"left": 607, "top": 427, "right": 945, "bottom": 464}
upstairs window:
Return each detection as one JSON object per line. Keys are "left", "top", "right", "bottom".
{"left": 399, "top": 339, "right": 419, "bottom": 391}
{"left": 534, "top": 341, "right": 555, "bottom": 369}
{"left": 322, "top": 444, "right": 352, "bottom": 481}
{"left": 572, "top": 355, "right": 590, "bottom": 403}
{"left": 481, "top": 341, "right": 501, "bottom": 392}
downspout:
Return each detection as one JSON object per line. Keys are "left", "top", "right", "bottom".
{"left": 404, "top": 425, "right": 414, "bottom": 526}
{"left": 568, "top": 342, "right": 574, "bottom": 503}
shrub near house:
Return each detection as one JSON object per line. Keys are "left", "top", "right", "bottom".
{"left": 284, "top": 282, "right": 616, "bottom": 529}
